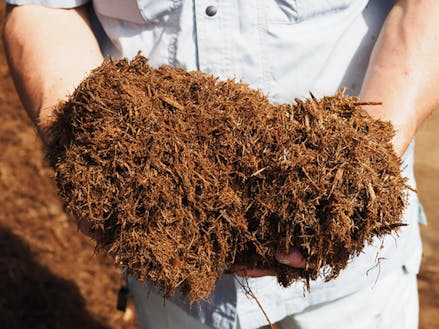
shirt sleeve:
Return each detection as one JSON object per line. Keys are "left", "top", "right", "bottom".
{"left": 3, "top": 0, "right": 90, "bottom": 8}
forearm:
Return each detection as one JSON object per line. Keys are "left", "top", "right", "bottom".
{"left": 2, "top": 4, "right": 104, "bottom": 143}
{"left": 360, "top": 0, "right": 439, "bottom": 156}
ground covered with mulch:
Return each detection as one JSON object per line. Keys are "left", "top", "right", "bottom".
{"left": 0, "top": 4, "right": 136, "bottom": 329}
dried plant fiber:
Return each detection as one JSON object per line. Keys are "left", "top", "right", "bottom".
{"left": 47, "top": 55, "right": 407, "bottom": 302}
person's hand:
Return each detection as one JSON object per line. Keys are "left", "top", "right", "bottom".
{"left": 231, "top": 247, "right": 310, "bottom": 277}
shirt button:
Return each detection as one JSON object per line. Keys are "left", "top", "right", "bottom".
{"left": 205, "top": 5, "right": 217, "bottom": 17}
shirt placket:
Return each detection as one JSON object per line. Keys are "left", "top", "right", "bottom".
{"left": 194, "top": 0, "right": 233, "bottom": 80}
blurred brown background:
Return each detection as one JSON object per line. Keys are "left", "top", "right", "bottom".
{"left": 0, "top": 3, "right": 437, "bottom": 329}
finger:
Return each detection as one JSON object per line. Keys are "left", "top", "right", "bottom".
{"left": 235, "top": 268, "right": 277, "bottom": 278}
{"left": 77, "top": 220, "right": 111, "bottom": 251}
{"left": 230, "top": 264, "right": 277, "bottom": 278}
{"left": 275, "top": 247, "right": 307, "bottom": 268}
{"left": 78, "top": 219, "right": 93, "bottom": 237}
{"left": 78, "top": 220, "right": 103, "bottom": 243}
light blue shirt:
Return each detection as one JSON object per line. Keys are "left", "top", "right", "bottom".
{"left": 5, "top": 1, "right": 424, "bottom": 328}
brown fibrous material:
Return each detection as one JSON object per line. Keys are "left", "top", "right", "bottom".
{"left": 47, "top": 55, "right": 408, "bottom": 302}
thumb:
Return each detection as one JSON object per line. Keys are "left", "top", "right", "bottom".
{"left": 275, "top": 247, "right": 307, "bottom": 268}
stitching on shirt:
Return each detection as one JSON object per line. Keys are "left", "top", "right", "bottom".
{"left": 167, "top": 2, "right": 183, "bottom": 66}
{"left": 220, "top": 1, "right": 233, "bottom": 79}
{"left": 256, "top": 1, "right": 274, "bottom": 99}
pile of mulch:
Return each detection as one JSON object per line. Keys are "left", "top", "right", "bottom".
{"left": 47, "top": 55, "right": 407, "bottom": 302}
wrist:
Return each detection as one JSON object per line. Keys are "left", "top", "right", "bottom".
{"left": 360, "top": 101, "right": 416, "bottom": 157}
{"left": 37, "top": 101, "right": 62, "bottom": 146}
{"left": 392, "top": 119, "right": 416, "bottom": 157}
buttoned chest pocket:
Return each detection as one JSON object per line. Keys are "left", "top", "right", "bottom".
{"left": 93, "top": 0, "right": 182, "bottom": 25}
{"left": 270, "top": 0, "right": 354, "bottom": 23}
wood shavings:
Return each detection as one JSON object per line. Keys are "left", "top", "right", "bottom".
{"left": 47, "top": 55, "right": 408, "bottom": 302}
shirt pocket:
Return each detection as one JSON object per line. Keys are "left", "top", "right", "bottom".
{"left": 270, "top": 0, "right": 355, "bottom": 23}
{"left": 93, "top": 0, "right": 182, "bottom": 25}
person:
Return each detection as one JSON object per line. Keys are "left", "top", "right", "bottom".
{"left": 2, "top": 1, "right": 437, "bottom": 328}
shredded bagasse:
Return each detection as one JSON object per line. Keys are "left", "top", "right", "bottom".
{"left": 47, "top": 55, "right": 408, "bottom": 302}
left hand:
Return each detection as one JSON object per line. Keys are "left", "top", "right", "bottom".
{"left": 230, "top": 247, "right": 310, "bottom": 277}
